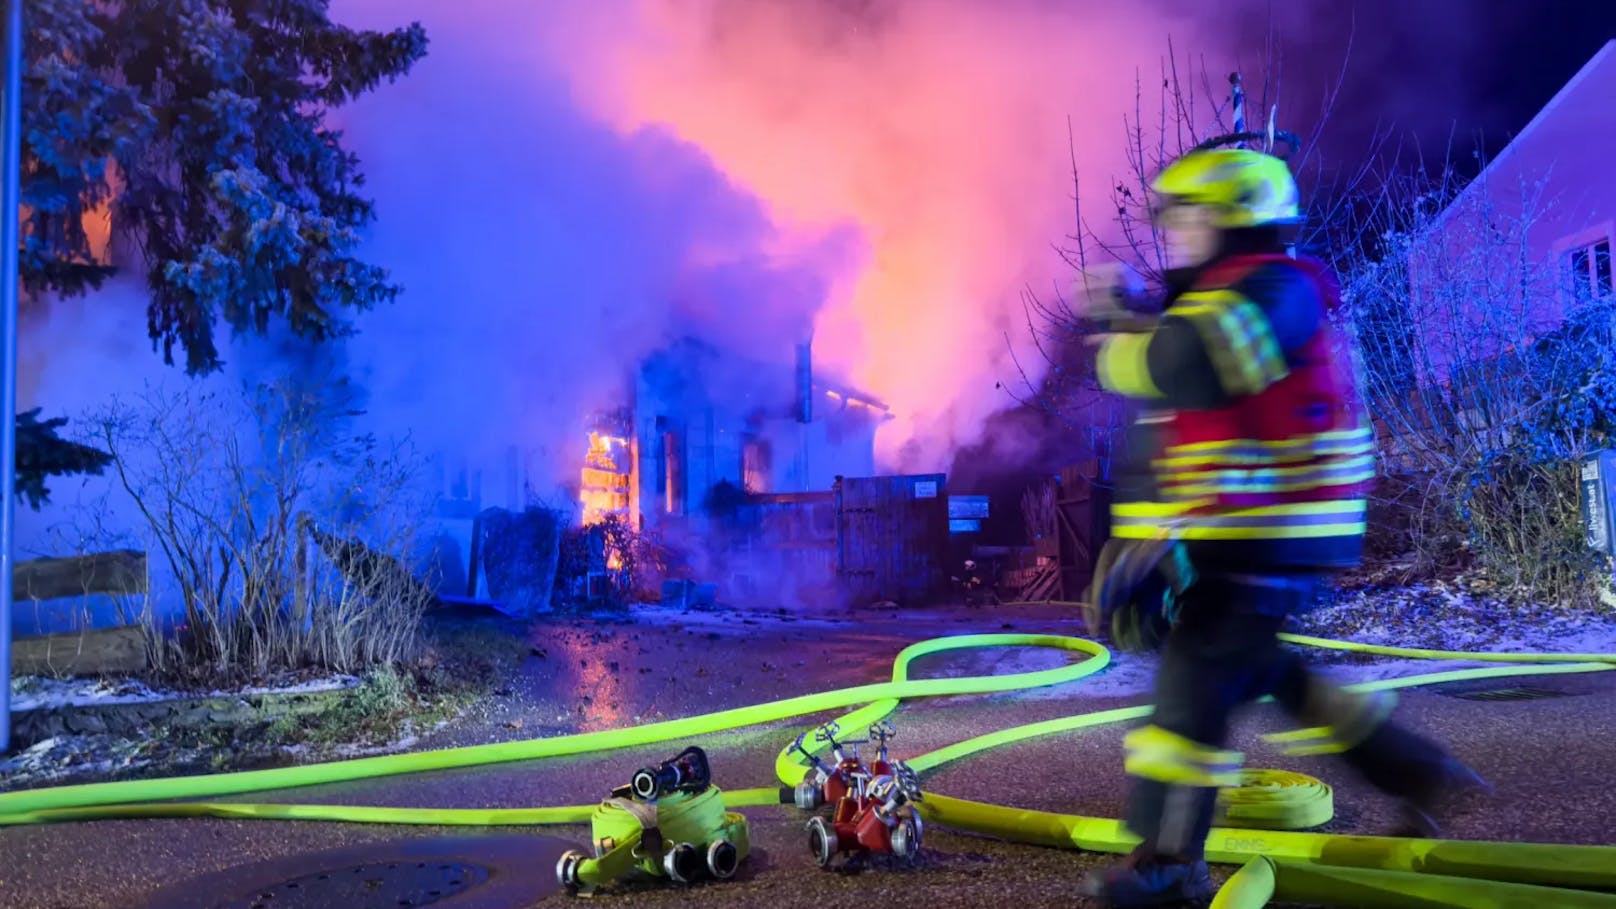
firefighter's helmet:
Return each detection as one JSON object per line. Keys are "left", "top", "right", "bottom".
{"left": 1151, "top": 148, "right": 1300, "bottom": 229}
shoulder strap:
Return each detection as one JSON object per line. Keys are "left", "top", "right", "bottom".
{"left": 1192, "top": 253, "right": 1295, "bottom": 291}
{"left": 1196, "top": 253, "right": 1343, "bottom": 315}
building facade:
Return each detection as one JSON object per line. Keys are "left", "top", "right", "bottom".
{"left": 1410, "top": 40, "right": 1616, "bottom": 383}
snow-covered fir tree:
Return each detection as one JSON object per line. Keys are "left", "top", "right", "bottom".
{"left": 16, "top": 0, "right": 427, "bottom": 505}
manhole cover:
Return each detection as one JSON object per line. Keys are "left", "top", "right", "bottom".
{"left": 219, "top": 860, "right": 489, "bottom": 909}
{"left": 1437, "top": 685, "right": 1578, "bottom": 702}
{"left": 137, "top": 835, "right": 574, "bottom": 909}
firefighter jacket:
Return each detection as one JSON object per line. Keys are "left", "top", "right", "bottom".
{"left": 1093, "top": 253, "right": 1374, "bottom": 572}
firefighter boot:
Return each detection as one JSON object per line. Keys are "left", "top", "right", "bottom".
{"left": 1079, "top": 846, "right": 1216, "bottom": 907}
{"left": 1321, "top": 718, "right": 1490, "bottom": 838}
{"left": 1392, "top": 755, "right": 1493, "bottom": 838}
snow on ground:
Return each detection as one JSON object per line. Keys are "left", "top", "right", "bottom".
{"left": 910, "top": 581, "right": 1616, "bottom": 702}
{"left": 608, "top": 602, "right": 850, "bottom": 633}
{"left": 8, "top": 677, "right": 169, "bottom": 711}
{"left": 0, "top": 722, "right": 438, "bottom": 790}
{"left": 1297, "top": 581, "right": 1616, "bottom": 656}
{"left": 9, "top": 673, "right": 360, "bottom": 712}
{"left": 0, "top": 735, "right": 138, "bottom": 785}
{"left": 228, "top": 676, "right": 361, "bottom": 699}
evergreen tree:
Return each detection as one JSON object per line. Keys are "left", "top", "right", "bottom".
{"left": 15, "top": 0, "right": 427, "bottom": 506}
{"left": 16, "top": 409, "right": 112, "bottom": 509}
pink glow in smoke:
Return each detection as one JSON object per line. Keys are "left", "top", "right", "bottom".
{"left": 541, "top": 0, "right": 1208, "bottom": 469}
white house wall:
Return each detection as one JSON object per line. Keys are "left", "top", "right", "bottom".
{"left": 1411, "top": 40, "right": 1616, "bottom": 382}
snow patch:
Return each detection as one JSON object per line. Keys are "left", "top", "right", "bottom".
{"left": 227, "top": 676, "right": 361, "bottom": 699}
{"left": 0, "top": 734, "right": 149, "bottom": 787}
{"left": 8, "top": 677, "right": 169, "bottom": 711}
{"left": 614, "top": 603, "right": 847, "bottom": 633}
{"left": 9, "top": 673, "right": 360, "bottom": 712}
{"left": 912, "top": 583, "right": 1616, "bottom": 704}
{"left": 1298, "top": 581, "right": 1616, "bottom": 657}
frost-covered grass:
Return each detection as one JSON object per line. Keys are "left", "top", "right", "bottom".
{"left": 2, "top": 618, "right": 513, "bottom": 791}
{"left": 8, "top": 673, "right": 360, "bottom": 712}
{"left": 1297, "top": 579, "right": 1616, "bottom": 656}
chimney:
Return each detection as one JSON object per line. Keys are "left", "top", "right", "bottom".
{"left": 796, "top": 338, "right": 813, "bottom": 423}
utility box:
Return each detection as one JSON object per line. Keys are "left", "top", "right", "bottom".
{"left": 1579, "top": 451, "right": 1616, "bottom": 554}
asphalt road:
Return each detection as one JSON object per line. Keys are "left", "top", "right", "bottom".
{"left": 3, "top": 603, "right": 1614, "bottom": 909}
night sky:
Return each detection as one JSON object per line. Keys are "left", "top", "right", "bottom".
{"left": 1211, "top": 0, "right": 1616, "bottom": 172}
{"left": 1469, "top": 0, "right": 1616, "bottom": 148}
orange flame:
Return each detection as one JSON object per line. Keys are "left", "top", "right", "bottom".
{"left": 580, "top": 430, "right": 631, "bottom": 526}
{"left": 540, "top": 0, "right": 1186, "bottom": 469}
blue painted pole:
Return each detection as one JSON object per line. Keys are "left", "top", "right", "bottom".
{"left": 0, "top": 0, "right": 23, "bottom": 753}
{"left": 1229, "top": 72, "right": 1246, "bottom": 134}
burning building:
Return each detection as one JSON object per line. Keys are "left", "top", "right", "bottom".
{"left": 427, "top": 335, "right": 897, "bottom": 609}
{"left": 589, "top": 335, "right": 891, "bottom": 534}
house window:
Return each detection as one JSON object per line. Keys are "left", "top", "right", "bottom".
{"left": 1566, "top": 238, "right": 1614, "bottom": 302}
{"left": 743, "top": 438, "right": 772, "bottom": 493}
{"left": 663, "top": 428, "right": 685, "bottom": 515}
{"left": 433, "top": 454, "right": 481, "bottom": 519}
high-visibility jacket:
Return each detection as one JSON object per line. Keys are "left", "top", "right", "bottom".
{"left": 1094, "top": 253, "right": 1373, "bottom": 571}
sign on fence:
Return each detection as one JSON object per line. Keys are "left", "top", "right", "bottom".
{"left": 1581, "top": 452, "right": 1616, "bottom": 555}
{"left": 948, "top": 495, "right": 990, "bottom": 519}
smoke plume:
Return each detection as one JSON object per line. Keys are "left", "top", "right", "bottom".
{"left": 22, "top": 0, "right": 1528, "bottom": 521}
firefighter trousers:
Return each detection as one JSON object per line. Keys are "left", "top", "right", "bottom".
{"left": 1123, "top": 573, "right": 1456, "bottom": 860}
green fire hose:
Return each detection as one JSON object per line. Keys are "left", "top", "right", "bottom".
{"left": 2, "top": 629, "right": 1615, "bottom": 908}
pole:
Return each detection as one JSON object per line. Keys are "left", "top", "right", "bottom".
{"left": 1229, "top": 72, "right": 1246, "bottom": 135}
{"left": 1, "top": 0, "right": 24, "bottom": 753}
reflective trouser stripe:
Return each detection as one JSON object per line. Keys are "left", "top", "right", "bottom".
{"left": 1124, "top": 725, "right": 1244, "bottom": 788}
{"left": 1264, "top": 690, "right": 1398, "bottom": 757}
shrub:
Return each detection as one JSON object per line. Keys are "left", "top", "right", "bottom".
{"left": 86, "top": 380, "right": 434, "bottom": 684}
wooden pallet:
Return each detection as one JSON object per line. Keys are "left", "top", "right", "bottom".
{"left": 1016, "top": 564, "right": 1062, "bottom": 602}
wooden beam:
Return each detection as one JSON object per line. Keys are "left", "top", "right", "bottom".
{"left": 14, "top": 551, "right": 147, "bottom": 601}
{"left": 292, "top": 517, "right": 309, "bottom": 625}
{"left": 11, "top": 625, "right": 148, "bottom": 676}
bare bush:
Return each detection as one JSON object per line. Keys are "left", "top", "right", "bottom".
{"left": 555, "top": 513, "right": 675, "bottom": 608}
{"left": 1327, "top": 156, "right": 1616, "bottom": 605}
{"left": 1010, "top": 34, "right": 1370, "bottom": 472}
{"left": 88, "top": 380, "right": 434, "bottom": 684}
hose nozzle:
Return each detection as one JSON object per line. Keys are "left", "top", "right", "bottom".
{"left": 630, "top": 746, "right": 712, "bottom": 801}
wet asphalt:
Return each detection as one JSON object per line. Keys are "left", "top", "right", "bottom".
{"left": 2, "top": 602, "right": 1614, "bottom": 909}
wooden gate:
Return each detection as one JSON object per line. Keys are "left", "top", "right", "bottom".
{"left": 1055, "top": 460, "right": 1113, "bottom": 602}
{"left": 835, "top": 474, "right": 949, "bottom": 606}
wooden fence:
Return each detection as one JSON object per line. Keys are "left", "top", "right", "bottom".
{"left": 10, "top": 550, "right": 149, "bottom": 676}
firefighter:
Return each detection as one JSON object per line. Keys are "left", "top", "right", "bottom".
{"left": 1075, "top": 148, "right": 1487, "bottom": 906}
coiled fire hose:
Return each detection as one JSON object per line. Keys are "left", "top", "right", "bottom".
{"left": 3, "top": 629, "right": 1616, "bottom": 908}
{"left": 558, "top": 785, "right": 750, "bottom": 891}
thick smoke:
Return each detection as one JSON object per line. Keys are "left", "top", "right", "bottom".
{"left": 327, "top": 0, "right": 847, "bottom": 494}
{"left": 540, "top": 0, "right": 1559, "bottom": 470}
{"left": 18, "top": 0, "right": 1532, "bottom": 544}
{"left": 540, "top": 0, "right": 1216, "bottom": 470}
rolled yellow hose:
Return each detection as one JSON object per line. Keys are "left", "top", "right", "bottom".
{"left": 1216, "top": 769, "right": 1334, "bottom": 830}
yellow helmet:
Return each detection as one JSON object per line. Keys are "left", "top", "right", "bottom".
{"left": 1150, "top": 148, "right": 1300, "bottom": 229}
